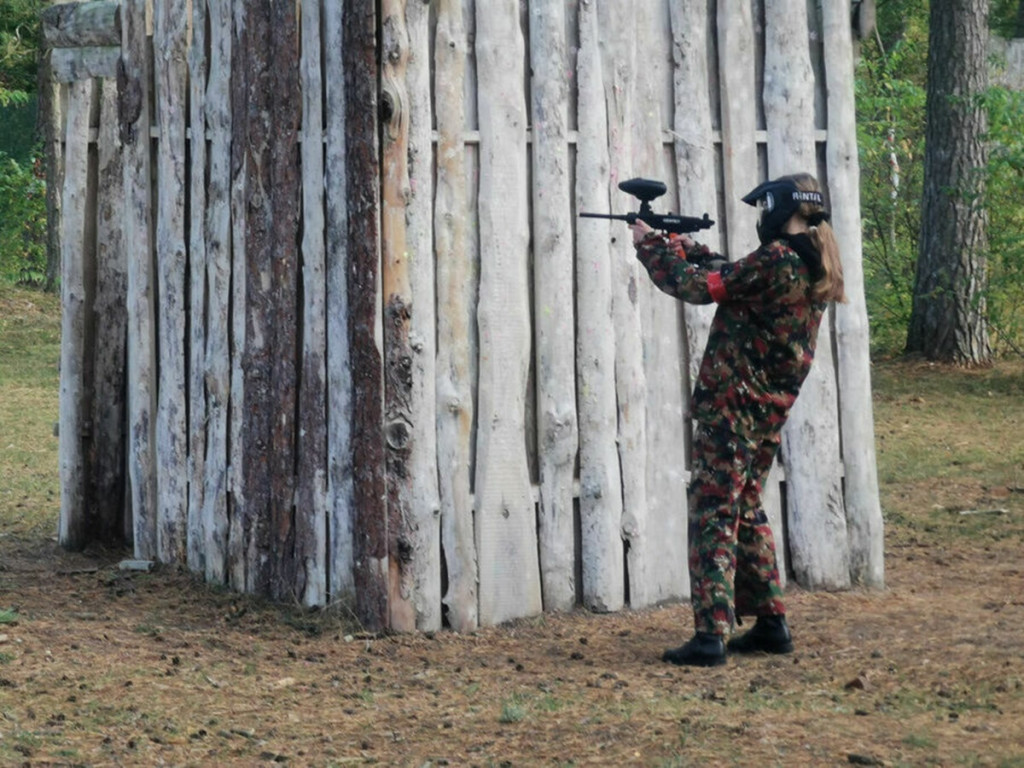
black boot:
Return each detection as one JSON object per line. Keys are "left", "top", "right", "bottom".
{"left": 726, "top": 614, "right": 793, "bottom": 654}
{"left": 661, "top": 632, "right": 726, "bottom": 667}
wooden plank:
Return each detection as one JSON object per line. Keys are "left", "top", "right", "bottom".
{"left": 49, "top": 47, "right": 120, "bottom": 83}
{"left": 821, "top": 0, "right": 884, "bottom": 588}
{"left": 717, "top": 0, "right": 786, "bottom": 584}
{"left": 630, "top": 0, "right": 688, "bottom": 608}
{"left": 186, "top": 0, "right": 208, "bottom": 575}
{"left": 380, "top": 0, "right": 419, "bottom": 631}
{"left": 203, "top": 0, "right": 232, "bottom": 586}
{"left": 404, "top": 0, "right": 441, "bottom": 629}
{"left": 296, "top": 0, "right": 328, "bottom": 608}
{"left": 345, "top": 0, "right": 389, "bottom": 630}
{"left": 42, "top": 1, "right": 120, "bottom": 48}
{"left": 529, "top": 0, "right": 578, "bottom": 612}
{"left": 575, "top": 0, "right": 625, "bottom": 613}
{"left": 154, "top": 0, "right": 189, "bottom": 566}
{"left": 57, "top": 79, "right": 92, "bottom": 551}
{"left": 228, "top": 0, "right": 248, "bottom": 592}
{"left": 594, "top": 0, "right": 640, "bottom": 613}
{"left": 119, "top": 0, "right": 157, "bottom": 559}
{"left": 324, "top": 0, "right": 356, "bottom": 605}
{"left": 89, "top": 79, "right": 127, "bottom": 545}
{"left": 764, "top": 0, "right": 850, "bottom": 590}
{"left": 434, "top": 0, "right": 478, "bottom": 632}
{"left": 474, "top": 0, "right": 543, "bottom": 626}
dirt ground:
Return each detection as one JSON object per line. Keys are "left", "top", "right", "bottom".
{"left": 1, "top": 477, "right": 1023, "bottom": 768}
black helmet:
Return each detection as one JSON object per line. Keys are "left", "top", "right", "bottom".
{"left": 742, "top": 178, "right": 826, "bottom": 244}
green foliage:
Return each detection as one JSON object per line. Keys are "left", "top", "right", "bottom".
{"left": 856, "top": 28, "right": 928, "bottom": 355}
{"left": 857, "top": 4, "right": 1024, "bottom": 357}
{"left": 983, "top": 85, "right": 1024, "bottom": 355}
{"left": 0, "top": 150, "right": 47, "bottom": 286}
{"left": 0, "top": 0, "right": 43, "bottom": 106}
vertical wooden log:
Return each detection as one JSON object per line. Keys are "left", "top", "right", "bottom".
{"left": 593, "top": 0, "right": 640, "bottom": 613}
{"left": 404, "top": 0, "right": 441, "bottom": 629}
{"left": 474, "top": 0, "right": 543, "bottom": 626}
{"left": 228, "top": 0, "right": 248, "bottom": 591}
{"left": 89, "top": 79, "right": 127, "bottom": 545}
{"left": 575, "top": 0, "right": 624, "bottom": 614}
{"left": 631, "top": 1, "right": 687, "bottom": 607}
{"left": 529, "top": 0, "right": 578, "bottom": 612}
{"left": 58, "top": 78, "right": 92, "bottom": 551}
{"left": 434, "top": 0, "right": 478, "bottom": 632}
{"left": 346, "top": 0, "right": 389, "bottom": 630}
{"left": 120, "top": 0, "right": 157, "bottom": 559}
{"left": 380, "top": 0, "right": 419, "bottom": 631}
{"left": 296, "top": 0, "right": 328, "bottom": 607}
{"left": 821, "top": 0, "right": 884, "bottom": 588}
{"left": 186, "top": 0, "right": 208, "bottom": 575}
{"left": 154, "top": 0, "right": 189, "bottom": 566}
{"left": 717, "top": 0, "right": 787, "bottom": 584}
{"left": 764, "top": 1, "right": 850, "bottom": 590}
{"left": 268, "top": 0, "right": 301, "bottom": 600}
{"left": 324, "top": 0, "right": 357, "bottom": 604}
{"left": 204, "top": 0, "right": 232, "bottom": 586}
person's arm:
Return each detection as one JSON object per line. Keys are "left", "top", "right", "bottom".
{"left": 630, "top": 220, "right": 722, "bottom": 304}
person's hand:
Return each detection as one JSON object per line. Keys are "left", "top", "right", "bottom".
{"left": 673, "top": 234, "right": 696, "bottom": 250}
{"left": 630, "top": 219, "right": 654, "bottom": 245}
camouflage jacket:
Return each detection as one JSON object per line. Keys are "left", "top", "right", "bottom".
{"left": 634, "top": 233, "right": 825, "bottom": 442}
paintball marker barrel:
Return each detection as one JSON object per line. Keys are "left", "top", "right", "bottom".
{"left": 579, "top": 177, "right": 715, "bottom": 235}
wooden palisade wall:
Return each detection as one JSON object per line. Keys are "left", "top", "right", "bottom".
{"left": 47, "top": 0, "right": 885, "bottom": 632}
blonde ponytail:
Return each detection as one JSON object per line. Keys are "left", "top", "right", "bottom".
{"left": 783, "top": 173, "right": 847, "bottom": 304}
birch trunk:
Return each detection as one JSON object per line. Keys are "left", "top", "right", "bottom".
{"left": 575, "top": 0, "right": 624, "bottom": 613}
{"left": 120, "top": 0, "right": 157, "bottom": 559}
{"left": 324, "top": 0, "right": 356, "bottom": 603}
{"left": 530, "top": 0, "right": 578, "bottom": 612}
{"left": 58, "top": 78, "right": 92, "bottom": 551}
{"left": 434, "top": 0, "right": 478, "bottom": 631}
{"left": 474, "top": 0, "right": 543, "bottom": 625}
{"left": 345, "top": 0, "right": 389, "bottom": 630}
{"left": 154, "top": 0, "right": 189, "bottom": 566}
{"left": 764, "top": 1, "right": 850, "bottom": 590}
{"left": 204, "top": 0, "right": 232, "bottom": 586}
{"left": 186, "top": 0, "right": 208, "bottom": 575}
{"left": 821, "top": 0, "right": 884, "bottom": 588}
{"left": 90, "top": 79, "right": 127, "bottom": 545}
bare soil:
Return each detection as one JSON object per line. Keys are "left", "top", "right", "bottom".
{"left": 1, "top": 363, "right": 1023, "bottom": 767}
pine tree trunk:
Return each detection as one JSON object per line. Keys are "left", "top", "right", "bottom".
{"left": 907, "top": 0, "right": 991, "bottom": 365}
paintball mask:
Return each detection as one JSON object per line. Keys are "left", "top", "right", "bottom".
{"left": 742, "top": 178, "right": 826, "bottom": 244}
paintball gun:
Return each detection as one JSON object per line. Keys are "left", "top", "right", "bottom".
{"left": 580, "top": 178, "right": 715, "bottom": 235}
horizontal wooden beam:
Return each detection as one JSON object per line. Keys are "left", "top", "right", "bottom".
{"left": 49, "top": 46, "right": 120, "bottom": 82}
{"left": 42, "top": 1, "right": 121, "bottom": 49}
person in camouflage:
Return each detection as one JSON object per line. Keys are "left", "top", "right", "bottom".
{"left": 630, "top": 173, "right": 847, "bottom": 667}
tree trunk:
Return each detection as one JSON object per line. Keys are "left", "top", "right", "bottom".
{"left": 907, "top": 0, "right": 991, "bottom": 365}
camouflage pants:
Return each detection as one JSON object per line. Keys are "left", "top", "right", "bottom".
{"left": 688, "top": 423, "right": 786, "bottom": 636}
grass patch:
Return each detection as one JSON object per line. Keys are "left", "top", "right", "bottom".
{"left": 0, "top": 285, "right": 61, "bottom": 539}
{"left": 0, "top": 608, "right": 19, "bottom": 624}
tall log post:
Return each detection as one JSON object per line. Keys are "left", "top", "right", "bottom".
{"left": 434, "top": 0, "right": 478, "bottom": 631}
{"left": 575, "top": 0, "right": 624, "bottom": 613}
{"left": 764, "top": 1, "right": 850, "bottom": 590}
{"left": 120, "top": 0, "right": 157, "bottom": 558}
{"left": 530, "top": 0, "right": 579, "bottom": 612}
{"left": 474, "top": 0, "right": 543, "bottom": 625}
{"left": 345, "top": 0, "right": 389, "bottom": 630}
{"left": 822, "top": 0, "right": 885, "bottom": 588}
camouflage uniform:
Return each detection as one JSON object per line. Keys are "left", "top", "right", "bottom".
{"left": 634, "top": 232, "right": 825, "bottom": 636}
